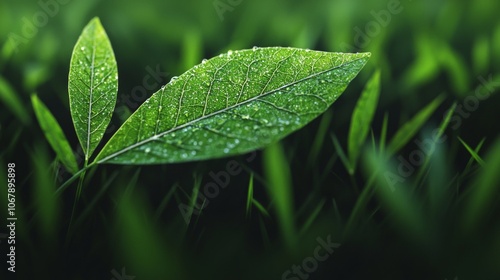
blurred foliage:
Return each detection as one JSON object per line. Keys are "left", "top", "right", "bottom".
{"left": 1, "top": 0, "right": 500, "bottom": 279}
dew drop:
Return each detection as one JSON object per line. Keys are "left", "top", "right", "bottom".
{"left": 202, "top": 59, "right": 208, "bottom": 64}
{"left": 171, "top": 76, "right": 179, "bottom": 82}
{"left": 145, "top": 148, "right": 151, "bottom": 153}
{"left": 227, "top": 50, "right": 233, "bottom": 56}
{"left": 252, "top": 46, "right": 259, "bottom": 51}
{"left": 80, "top": 47, "right": 85, "bottom": 51}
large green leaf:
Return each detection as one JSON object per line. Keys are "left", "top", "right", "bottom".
{"left": 68, "top": 17, "right": 118, "bottom": 161}
{"left": 31, "top": 95, "right": 79, "bottom": 174}
{"left": 95, "top": 48, "right": 370, "bottom": 164}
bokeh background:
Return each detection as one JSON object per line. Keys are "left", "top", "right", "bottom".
{"left": 1, "top": 0, "right": 500, "bottom": 279}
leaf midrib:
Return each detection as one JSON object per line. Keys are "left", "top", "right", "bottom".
{"left": 95, "top": 55, "right": 366, "bottom": 164}
{"left": 86, "top": 37, "right": 96, "bottom": 161}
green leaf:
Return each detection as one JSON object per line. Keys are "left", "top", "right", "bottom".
{"left": 95, "top": 48, "right": 370, "bottom": 164}
{"left": 0, "top": 75, "right": 30, "bottom": 125}
{"left": 68, "top": 17, "right": 118, "bottom": 161}
{"left": 348, "top": 70, "right": 381, "bottom": 173}
{"left": 31, "top": 95, "right": 79, "bottom": 174}
{"left": 386, "top": 94, "right": 445, "bottom": 157}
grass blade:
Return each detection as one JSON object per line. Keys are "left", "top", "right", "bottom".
{"left": 31, "top": 94, "right": 79, "bottom": 174}
{"left": 299, "top": 198, "right": 325, "bottom": 235}
{"left": 263, "top": 141, "right": 297, "bottom": 253}
{"left": 458, "top": 137, "right": 485, "bottom": 166}
{"left": 246, "top": 173, "right": 254, "bottom": 218}
{"left": 308, "top": 109, "right": 333, "bottom": 166}
{"left": 0, "top": 75, "right": 29, "bottom": 124}
{"left": 348, "top": 70, "right": 381, "bottom": 174}
{"left": 462, "top": 139, "right": 500, "bottom": 232}
{"left": 386, "top": 94, "right": 445, "bottom": 157}
{"left": 32, "top": 144, "right": 60, "bottom": 239}
{"left": 364, "top": 150, "right": 429, "bottom": 243}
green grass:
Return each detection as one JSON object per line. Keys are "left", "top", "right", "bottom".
{"left": 2, "top": 0, "right": 500, "bottom": 279}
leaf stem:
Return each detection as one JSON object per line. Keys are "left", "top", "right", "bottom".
{"left": 55, "top": 162, "right": 96, "bottom": 196}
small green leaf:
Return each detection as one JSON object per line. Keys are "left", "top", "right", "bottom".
{"left": 386, "top": 94, "right": 445, "bottom": 157}
{"left": 348, "top": 70, "right": 381, "bottom": 173}
{"left": 95, "top": 48, "right": 370, "bottom": 164}
{"left": 31, "top": 94, "right": 78, "bottom": 174}
{"left": 69, "top": 17, "right": 118, "bottom": 161}
{"left": 299, "top": 199, "right": 325, "bottom": 235}
{"left": 0, "top": 75, "right": 30, "bottom": 125}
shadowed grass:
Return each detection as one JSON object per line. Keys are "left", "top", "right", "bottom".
{"left": 364, "top": 149, "right": 430, "bottom": 244}
{"left": 299, "top": 198, "right": 325, "bottom": 235}
{"left": 0, "top": 75, "right": 30, "bottom": 125}
{"left": 263, "top": 141, "right": 297, "bottom": 254}
{"left": 307, "top": 109, "right": 333, "bottom": 167}
{"left": 246, "top": 173, "right": 254, "bottom": 218}
{"left": 462, "top": 139, "right": 500, "bottom": 233}
{"left": 386, "top": 94, "right": 445, "bottom": 157}
{"left": 331, "top": 133, "right": 351, "bottom": 174}
{"left": 154, "top": 183, "right": 179, "bottom": 221}
{"left": 463, "top": 138, "right": 486, "bottom": 177}
{"left": 414, "top": 102, "right": 457, "bottom": 186}
{"left": 115, "top": 190, "right": 184, "bottom": 280}
{"left": 252, "top": 198, "right": 271, "bottom": 218}
{"left": 379, "top": 112, "right": 389, "bottom": 155}
{"left": 32, "top": 144, "right": 60, "bottom": 239}
{"left": 458, "top": 137, "right": 485, "bottom": 166}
